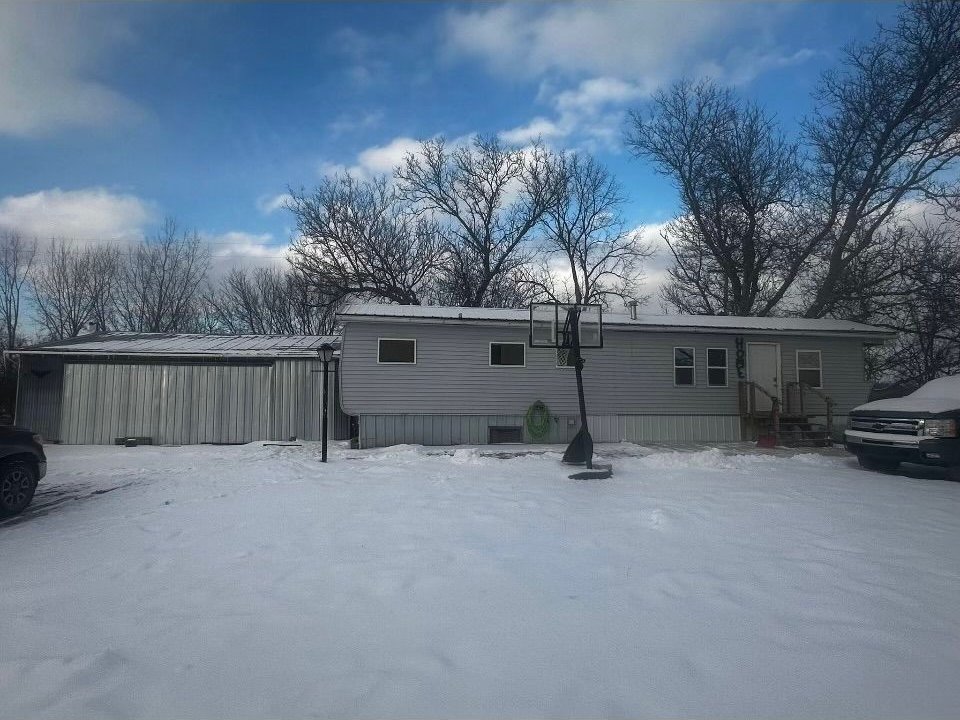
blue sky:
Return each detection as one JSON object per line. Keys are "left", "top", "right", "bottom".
{"left": 0, "top": 1, "right": 900, "bottom": 274}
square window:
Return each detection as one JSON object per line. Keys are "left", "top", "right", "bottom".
{"left": 675, "top": 367, "right": 695, "bottom": 386}
{"left": 708, "top": 368, "right": 727, "bottom": 386}
{"left": 378, "top": 338, "right": 416, "bottom": 364}
{"left": 490, "top": 342, "right": 525, "bottom": 366}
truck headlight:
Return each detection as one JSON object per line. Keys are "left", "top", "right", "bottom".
{"left": 923, "top": 419, "right": 957, "bottom": 438}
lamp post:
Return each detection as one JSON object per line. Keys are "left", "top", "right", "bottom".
{"left": 317, "top": 343, "right": 335, "bottom": 462}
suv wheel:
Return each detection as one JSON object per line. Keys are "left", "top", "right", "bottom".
{"left": 858, "top": 455, "right": 900, "bottom": 472}
{"left": 0, "top": 460, "right": 38, "bottom": 515}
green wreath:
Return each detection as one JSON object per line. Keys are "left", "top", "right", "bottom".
{"left": 525, "top": 400, "right": 552, "bottom": 442}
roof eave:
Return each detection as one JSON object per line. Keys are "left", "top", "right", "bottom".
{"left": 339, "top": 314, "right": 894, "bottom": 340}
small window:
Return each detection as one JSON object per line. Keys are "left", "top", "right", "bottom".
{"left": 378, "top": 338, "right": 416, "bottom": 364}
{"left": 674, "top": 347, "right": 695, "bottom": 386}
{"left": 797, "top": 350, "right": 822, "bottom": 388}
{"left": 490, "top": 342, "right": 525, "bottom": 367}
{"left": 707, "top": 348, "right": 728, "bottom": 387}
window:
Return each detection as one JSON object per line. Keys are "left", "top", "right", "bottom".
{"left": 378, "top": 338, "right": 416, "bottom": 364}
{"left": 490, "top": 342, "right": 525, "bottom": 367}
{"left": 707, "top": 348, "right": 728, "bottom": 387}
{"left": 797, "top": 350, "right": 822, "bottom": 388}
{"left": 674, "top": 347, "right": 695, "bottom": 386}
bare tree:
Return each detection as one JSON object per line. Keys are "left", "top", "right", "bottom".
{"left": 288, "top": 174, "right": 444, "bottom": 308}
{"left": 0, "top": 230, "right": 37, "bottom": 349}
{"left": 114, "top": 218, "right": 210, "bottom": 333}
{"left": 538, "top": 152, "right": 652, "bottom": 306}
{"left": 626, "top": 80, "right": 801, "bottom": 315}
{"left": 626, "top": 1, "right": 960, "bottom": 319}
{"left": 396, "top": 136, "right": 560, "bottom": 307}
{"left": 31, "top": 240, "right": 119, "bottom": 339}
{"left": 205, "top": 267, "right": 339, "bottom": 335}
{"left": 865, "top": 219, "right": 960, "bottom": 385}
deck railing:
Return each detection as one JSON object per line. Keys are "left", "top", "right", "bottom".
{"left": 785, "top": 381, "right": 835, "bottom": 434}
{"left": 738, "top": 380, "right": 781, "bottom": 437}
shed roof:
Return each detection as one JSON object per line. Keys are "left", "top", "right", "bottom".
{"left": 11, "top": 332, "right": 341, "bottom": 358}
{"left": 339, "top": 304, "right": 894, "bottom": 339}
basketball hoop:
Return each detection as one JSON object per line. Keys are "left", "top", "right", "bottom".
{"left": 529, "top": 302, "right": 611, "bottom": 479}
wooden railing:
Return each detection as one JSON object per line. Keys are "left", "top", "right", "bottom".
{"left": 738, "top": 380, "right": 781, "bottom": 437}
{"left": 785, "top": 381, "right": 835, "bottom": 434}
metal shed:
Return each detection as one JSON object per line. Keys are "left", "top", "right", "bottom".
{"left": 9, "top": 333, "right": 351, "bottom": 445}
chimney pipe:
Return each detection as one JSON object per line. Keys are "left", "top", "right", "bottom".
{"left": 626, "top": 299, "right": 638, "bottom": 320}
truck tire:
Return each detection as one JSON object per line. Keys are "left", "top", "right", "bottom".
{"left": 946, "top": 466, "right": 960, "bottom": 482}
{"left": 0, "top": 460, "right": 38, "bottom": 516}
{"left": 857, "top": 455, "right": 900, "bottom": 472}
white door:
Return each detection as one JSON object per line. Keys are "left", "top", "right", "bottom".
{"left": 747, "top": 343, "right": 780, "bottom": 412}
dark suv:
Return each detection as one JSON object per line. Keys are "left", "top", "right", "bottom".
{"left": 845, "top": 376, "right": 960, "bottom": 480}
{"left": 0, "top": 425, "right": 47, "bottom": 515}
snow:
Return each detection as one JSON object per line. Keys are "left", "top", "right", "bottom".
{"left": 854, "top": 374, "right": 960, "bottom": 414}
{"left": 340, "top": 303, "right": 892, "bottom": 337}
{"left": 2, "top": 442, "right": 960, "bottom": 719}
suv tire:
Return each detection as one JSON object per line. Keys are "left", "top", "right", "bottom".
{"left": 858, "top": 455, "right": 900, "bottom": 472}
{"left": 0, "top": 460, "right": 38, "bottom": 515}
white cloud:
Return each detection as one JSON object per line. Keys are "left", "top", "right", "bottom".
{"left": 202, "top": 231, "right": 290, "bottom": 279}
{"left": 256, "top": 193, "right": 292, "bottom": 215}
{"left": 0, "top": 4, "right": 143, "bottom": 136}
{"left": 318, "top": 136, "right": 422, "bottom": 180}
{"left": 354, "top": 136, "right": 422, "bottom": 175}
{"left": 500, "top": 117, "right": 565, "bottom": 145}
{"left": 501, "top": 77, "right": 647, "bottom": 150}
{"left": 444, "top": 3, "right": 810, "bottom": 89}
{"left": 0, "top": 187, "right": 153, "bottom": 242}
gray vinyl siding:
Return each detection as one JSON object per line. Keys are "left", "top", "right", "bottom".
{"left": 18, "top": 357, "right": 349, "bottom": 445}
{"left": 340, "top": 320, "right": 873, "bottom": 419}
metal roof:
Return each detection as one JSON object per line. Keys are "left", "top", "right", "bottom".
{"left": 11, "top": 332, "right": 342, "bottom": 358}
{"left": 339, "top": 304, "right": 894, "bottom": 338}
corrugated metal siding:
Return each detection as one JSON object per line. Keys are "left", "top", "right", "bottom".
{"left": 14, "top": 356, "right": 64, "bottom": 441}
{"left": 55, "top": 359, "right": 350, "bottom": 445}
{"left": 341, "top": 321, "right": 873, "bottom": 418}
{"left": 359, "top": 413, "right": 741, "bottom": 448}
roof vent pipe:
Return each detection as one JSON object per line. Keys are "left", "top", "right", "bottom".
{"left": 626, "top": 300, "right": 638, "bottom": 320}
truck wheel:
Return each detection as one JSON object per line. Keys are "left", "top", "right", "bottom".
{"left": 946, "top": 466, "right": 960, "bottom": 482}
{"left": 858, "top": 455, "right": 900, "bottom": 472}
{"left": 0, "top": 460, "right": 38, "bottom": 516}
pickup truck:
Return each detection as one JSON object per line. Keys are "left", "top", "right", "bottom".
{"left": 844, "top": 375, "right": 960, "bottom": 480}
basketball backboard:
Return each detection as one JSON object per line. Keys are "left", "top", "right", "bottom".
{"left": 529, "top": 302, "right": 603, "bottom": 349}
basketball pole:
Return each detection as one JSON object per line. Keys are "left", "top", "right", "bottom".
{"left": 562, "top": 305, "right": 594, "bottom": 470}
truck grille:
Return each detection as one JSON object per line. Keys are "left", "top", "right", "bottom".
{"left": 849, "top": 416, "right": 922, "bottom": 436}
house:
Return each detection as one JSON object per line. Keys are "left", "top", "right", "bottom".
{"left": 338, "top": 304, "right": 894, "bottom": 448}
{"left": 9, "top": 333, "right": 350, "bottom": 445}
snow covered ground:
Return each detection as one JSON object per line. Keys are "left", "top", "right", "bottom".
{"left": 2, "top": 442, "right": 959, "bottom": 719}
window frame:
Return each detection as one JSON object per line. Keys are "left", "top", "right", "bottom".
{"left": 706, "top": 347, "right": 729, "bottom": 388}
{"left": 489, "top": 341, "right": 526, "bottom": 368}
{"left": 796, "top": 349, "right": 823, "bottom": 389}
{"left": 377, "top": 337, "right": 417, "bottom": 365}
{"left": 673, "top": 346, "right": 696, "bottom": 387}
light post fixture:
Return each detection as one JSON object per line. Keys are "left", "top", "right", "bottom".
{"left": 317, "top": 343, "right": 335, "bottom": 462}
